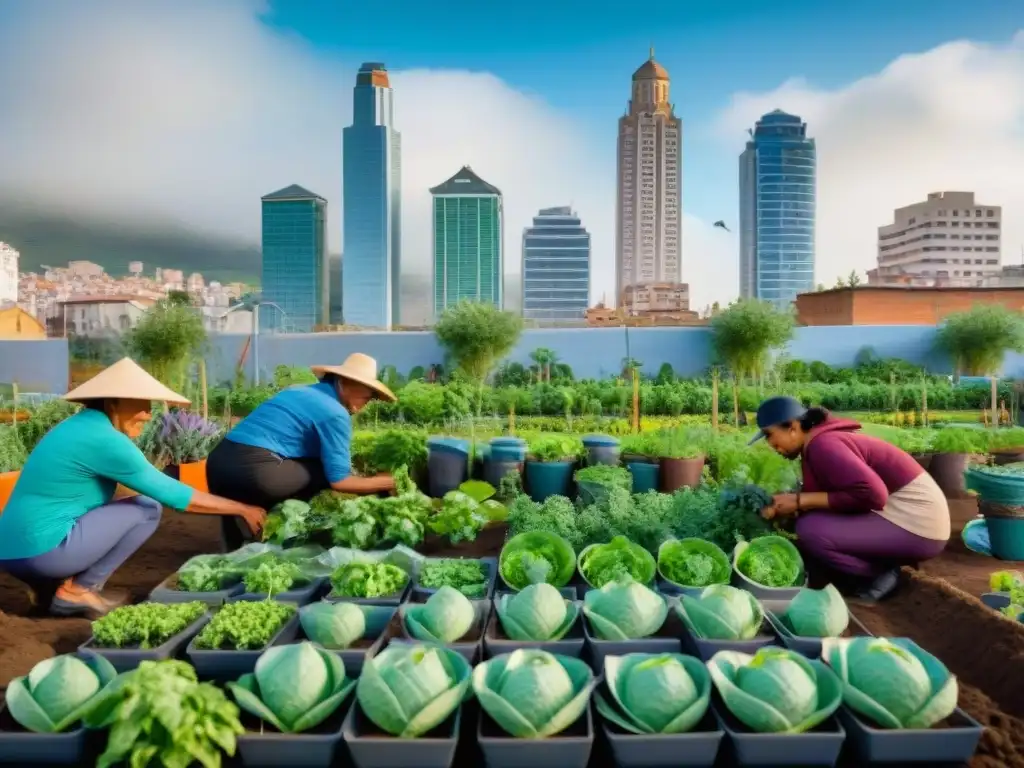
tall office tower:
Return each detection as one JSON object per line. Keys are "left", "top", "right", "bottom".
{"left": 260, "top": 185, "right": 328, "bottom": 332}
{"left": 616, "top": 49, "right": 685, "bottom": 312}
{"left": 522, "top": 206, "right": 590, "bottom": 323}
{"left": 0, "top": 243, "right": 19, "bottom": 304}
{"left": 739, "top": 110, "right": 816, "bottom": 307}
{"left": 869, "top": 192, "right": 1001, "bottom": 287}
{"left": 342, "top": 62, "right": 402, "bottom": 329}
{"left": 430, "top": 166, "right": 503, "bottom": 317}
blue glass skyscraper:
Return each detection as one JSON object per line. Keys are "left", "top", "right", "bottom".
{"left": 342, "top": 62, "right": 402, "bottom": 329}
{"left": 260, "top": 184, "right": 327, "bottom": 333}
{"left": 739, "top": 110, "right": 816, "bottom": 308}
{"left": 522, "top": 206, "right": 591, "bottom": 322}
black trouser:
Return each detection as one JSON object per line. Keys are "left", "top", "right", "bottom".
{"left": 206, "top": 439, "right": 330, "bottom": 552}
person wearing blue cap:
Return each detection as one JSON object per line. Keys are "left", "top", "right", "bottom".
{"left": 750, "top": 395, "right": 950, "bottom": 602}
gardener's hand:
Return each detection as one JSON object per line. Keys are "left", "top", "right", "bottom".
{"left": 373, "top": 474, "right": 396, "bottom": 495}
{"left": 770, "top": 493, "right": 800, "bottom": 517}
{"left": 238, "top": 505, "right": 267, "bottom": 535}
{"left": 760, "top": 504, "right": 776, "bottom": 521}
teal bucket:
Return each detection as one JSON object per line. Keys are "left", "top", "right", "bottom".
{"left": 525, "top": 460, "right": 573, "bottom": 502}
{"left": 627, "top": 462, "right": 659, "bottom": 493}
{"left": 987, "top": 517, "right": 1024, "bottom": 561}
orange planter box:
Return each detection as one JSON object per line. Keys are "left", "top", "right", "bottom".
{"left": 179, "top": 460, "right": 209, "bottom": 493}
{"left": 0, "top": 471, "right": 18, "bottom": 512}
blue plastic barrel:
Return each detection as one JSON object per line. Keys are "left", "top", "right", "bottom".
{"left": 987, "top": 517, "right": 1024, "bottom": 561}
{"left": 525, "top": 460, "right": 573, "bottom": 502}
{"left": 489, "top": 437, "right": 527, "bottom": 462}
{"left": 582, "top": 434, "right": 621, "bottom": 466}
{"left": 427, "top": 437, "right": 470, "bottom": 498}
{"left": 627, "top": 462, "right": 659, "bottom": 493}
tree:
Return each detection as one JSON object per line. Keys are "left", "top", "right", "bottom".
{"left": 710, "top": 299, "right": 795, "bottom": 423}
{"left": 935, "top": 304, "right": 1024, "bottom": 376}
{"left": 126, "top": 299, "right": 207, "bottom": 392}
{"left": 529, "top": 347, "right": 558, "bottom": 383}
{"left": 846, "top": 270, "right": 863, "bottom": 287}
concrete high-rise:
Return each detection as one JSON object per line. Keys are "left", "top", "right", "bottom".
{"left": 342, "top": 62, "right": 402, "bottom": 329}
{"left": 430, "top": 166, "right": 503, "bottom": 317}
{"left": 260, "top": 185, "right": 328, "bottom": 332}
{"left": 522, "top": 207, "right": 590, "bottom": 323}
{"left": 869, "top": 192, "right": 1001, "bottom": 287}
{"left": 0, "top": 242, "right": 19, "bottom": 305}
{"left": 739, "top": 110, "right": 816, "bottom": 307}
{"left": 616, "top": 49, "right": 684, "bottom": 311}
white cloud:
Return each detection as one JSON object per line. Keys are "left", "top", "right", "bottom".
{"left": 716, "top": 32, "right": 1024, "bottom": 286}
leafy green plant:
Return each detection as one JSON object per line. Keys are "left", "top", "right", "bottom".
{"left": 582, "top": 578, "right": 669, "bottom": 640}
{"left": 935, "top": 304, "right": 1024, "bottom": 376}
{"left": 931, "top": 427, "right": 989, "bottom": 454}
{"left": 528, "top": 434, "right": 584, "bottom": 463}
{"left": 821, "top": 637, "right": 958, "bottom": 729}
{"left": 707, "top": 648, "right": 843, "bottom": 733}
{"left": 494, "top": 583, "right": 580, "bottom": 641}
{"left": 499, "top": 531, "right": 577, "bottom": 590}
{"left": 434, "top": 301, "right": 523, "bottom": 384}
{"left": 356, "top": 644, "right": 473, "bottom": 737}
{"left": 298, "top": 602, "right": 394, "bottom": 650}
{"left": 619, "top": 433, "right": 661, "bottom": 458}
{"left": 227, "top": 642, "right": 356, "bottom": 733}
{"left": 261, "top": 499, "right": 327, "bottom": 546}
{"left": 676, "top": 585, "right": 765, "bottom": 640}
{"left": 574, "top": 464, "right": 632, "bottom": 489}
{"left": 777, "top": 585, "right": 849, "bottom": 638}
{"left": 990, "top": 569, "right": 1024, "bottom": 593}
{"left": 594, "top": 653, "right": 712, "bottom": 734}
{"left": 84, "top": 659, "right": 243, "bottom": 768}
{"left": 6, "top": 654, "right": 118, "bottom": 733}
{"left": 577, "top": 535, "right": 656, "bottom": 588}
{"left": 417, "top": 559, "right": 489, "bottom": 597}
{"left": 657, "top": 538, "right": 731, "bottom": 588}
{"left": 126, "top": 299, "right": 208, "bottom": 391}
{"left": 403, "top": 586, "right": 477, "bottom": 643}
{"left": 316, "top": 491, "right": 432, "bottom": 550}
{"left": 91, "top": 601, "right": 207, "bottom": 649}
{"left": 193, "top": 601, "right": 296, "bottom": 650}
{"left": 428, "top": 491, "right": 489, "bottom": 544}
{"left": 176, "top": 555, "right": 245, "bottom": 592}
{"left": 242, "top": 558, "right": 305, "bottom": 595}
{"left": 472, "top": 649, "right": 598, "bottom": 738}
{"left": 329, "top": 562, "right": 409, "bottom": 599}
{"left": 733, "top": 536, "right": 805, "bottom": 588}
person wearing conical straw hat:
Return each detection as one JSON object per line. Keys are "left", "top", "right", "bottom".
{"left": 0, "top": 358, "right": 268, "bottom": 618}
{"left": 206, "top": 352, "right": 397, "bottom": 550}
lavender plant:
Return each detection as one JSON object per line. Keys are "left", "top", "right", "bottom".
{"left": 137, "top": 409, "right": 224, "bottom": 466}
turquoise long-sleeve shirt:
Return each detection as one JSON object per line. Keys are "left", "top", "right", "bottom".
{"left": 0, "top": 408, "right": 195, "bottom": 560}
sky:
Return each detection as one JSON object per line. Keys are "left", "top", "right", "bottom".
{"left": 0, "top": 0, "right": 1021, "bottom": 319}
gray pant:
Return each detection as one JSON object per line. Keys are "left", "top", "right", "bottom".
{"left": 2, "top": 496, "right": 162, "bottom": 589}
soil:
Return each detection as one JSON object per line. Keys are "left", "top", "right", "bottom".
{"left": 1, "top": 501, "right": 1023, "bottom": 767}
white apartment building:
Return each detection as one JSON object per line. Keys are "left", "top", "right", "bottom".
{"left": 0, "top": 242, "right": 19, "bottom": 305}
{"left": 870, "top": 192, "right": 1001, "bottom": 287}
{"left": 616, "top": 50, "right": 685, "bottom": 311}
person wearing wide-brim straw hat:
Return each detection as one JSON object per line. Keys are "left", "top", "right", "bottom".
{"left": 206, "top": 352, "right": 398, "bottom": 551}
{"left": 0, "top": 358, "right": 268, "bottom": 618}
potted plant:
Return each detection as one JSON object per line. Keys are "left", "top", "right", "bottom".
{"left": 498, "top": 531, "right": 578, "bottom": 592}
{"left": 297, "top": 602, "right": 397, "bottom": 677}
{"left": 398, "top": 587, "right": 488, "bottom": 662}
{"left": 581, "top": 578, "right": 681, "bottom": 668}
{"left": 619, "top": 434, "right": 661, "bottom": 492}
{"left": 228, "top": 555, "right": 325, "bottom": 605}
{"left": 473, "top": 649, "right": 599, "bottom": 768}
{"left": 989, "top": 427, "right": 1024, "bottom": 465}
{"left": 342, "top": 643, "right": 472, "bottom": 768}
{"left": 887, "top": 429, "right": 936, "bottom": 471}
{"left": 485, "top": 584, "right": 585, "bottom": 658}
{"left": 761, "top": 584, "right": 869, "bottom": 657}
{"left": 227, "top": 642, "right": 357, "bottom": 767}
{"left": 574, "top": 465, "right": 632, "bottom": 507}
{"left": 731, "top": 536, "right": 807, "bottom": 599}
{"left": 412, "top": 557, "right": 496, "bottom": 600}
{"left": 657, "top": 430, "right": 705, "bottom": 492}
{"left": 656, "top": 538, "right": 731, "bottom": 596}
{"left": 674, "top": 585, "right": 777, "bottom": 661}
{"left": 928, "top": 427, "right": 990, "bottom": 499}
{"left": 326, "top": 561, "right": 412, "bottom": 605}
{"left": 525, "top": 435, "right": 584, "bottom": 502}
{"left": 78, "top": 600, "right": 210, "bottom": 672}
{"left": 136, "top": 408, "right": 224, "bottom": 490}
{"left": 186, "top": 600, "right": 299, "bottom": 680}
{"left": 576, "top": 536, "right": 657, "bottom": 591}
{"left": 149, "top": 554, "right": 247, "bottom": 606}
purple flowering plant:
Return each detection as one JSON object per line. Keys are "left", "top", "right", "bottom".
{"left": 137, "top": 409, "right": 224, "bottom": 466}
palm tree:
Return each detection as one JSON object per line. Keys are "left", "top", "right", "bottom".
{"left": 529, "top": 347, "right": 558, "bottom": 383}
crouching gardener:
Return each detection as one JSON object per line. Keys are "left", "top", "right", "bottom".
{"left": 0, "top": 358, "right": 267, "bottom": 618}
{"left": 205, "top": 353, "right": 398, "bottom": 551}
{"left": 751, "top": 396, "right": 950, "bottom": 602}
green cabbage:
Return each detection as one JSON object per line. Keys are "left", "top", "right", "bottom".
{"left": 577, "top": 536, "right": 656, "bottom": 588}
{"left": 675, "top": 584, "right": 764, "bottom": 640}
{"left": 821, "top": 637, "right": 958, "bottom": 729}
{"left": 6, "top": 654, "right": 118, "bottom": 733}
{"left": 708, "top": 648, "right": 843, "bottom": 733}
{"left": 733, "top": 536, "right": 805, "bottom": 588}
{"left": 499, "top": 531, "right": 577, "bottom": 591}
{"left": 227, "top": 642, "right": 355, "bottom": 733}
{"left": 595, "top": 653, "right": 711, "bottom": 734}
{"left": 583, "top": 577, "right": 668, "bottom": 640}
{"left": 299, "top": 602, "right": 395, "bottom": 650}
{"left": 780, "top": 585, "right": 849, "bottom": 638}
{"left": 495, "top": 583, "right": 580, "bottom": 641}
{"left": 657, "top": 538, "right": 731, "bottom": 588}
{"left": 356, "top": 644, "right": 472, "bottom": 737}
{"left": 472, "top": 649, "right": 597, "bottom": 738}
{"left": 403, "top": 586, "right": 477, "bottom": 643}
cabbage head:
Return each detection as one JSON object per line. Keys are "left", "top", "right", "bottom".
{"left": 708, "top": 648, "right": 842, "bottom": 733}
{"left": 6, "top": 653, "right": 118, "bottom": 733}
{"left": 356, "top": 643, "right": 472, "bottom": 737}
{"left": 403, "top": 586, "right": 477, "bottom": 643}
{"left": 733, "top": 536, "right": 805, "bottom": 589}
{"left": 499, "top": 531, "right": 577, "bottom": 590}
{"left": 472, "top": 649, "right": 597, "bottom": 738}
{"left": 577, "top": 536, "right": 656, "bottom": 589}
{"left": 595, "top": 653, "right": 711, "bottom": 734}
{"left": 227, "top": 642, "right": 355, "bottom": 733}
{"left": 299, "top": 601, "right": 395, "bottom": 650}
{"left": 495, "top": 583, "right": 580, "bottom": 641}
{"left": 675, "top": 585, "right": 764, "bottom": 640}
{"left": 583, "top": 577, "right": 668, "bottom": 640}
{"left": 657, "top": 538, "right": 731, "bottom": 589}
{"left": 779, "top": 585, "right": 849, "bottom": 638}
{"left": 821, "top": 637, "right": 958, "bottom": 729}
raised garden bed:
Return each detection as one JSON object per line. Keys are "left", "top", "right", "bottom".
{"left": 77, "top": 602, "right": 210, "bottom": 672}
{"left": 148, "top": 572, "right": 243, "bottom": 606}
{"left": 0, "top": 703, "right": 88, "bottom": 765}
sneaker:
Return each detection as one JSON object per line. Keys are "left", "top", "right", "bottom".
{"left": 853, "top": 568, "right": 901, "bottom": 603}
{"left": 50, "top": 582, "right": 129, "bottom": 618}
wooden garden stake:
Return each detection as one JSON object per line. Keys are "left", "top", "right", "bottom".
{"left": 509, "top": 403, "right": 516, "bottom": 434}
{"left": 632, "top": 367, "right": 640, "bottom": 433}
{"left": 921, "top": 377, "right": 928, "bottom": 428}
{"left": 199, "top": 359, "right": 208, "bottom": 420}
{"left": 991, "top": 376, "right": 998, "bottom": 425}
{"left": 711, "top": 368, "right": 720, "bottom": 430}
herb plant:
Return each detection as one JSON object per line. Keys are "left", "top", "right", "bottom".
{"left": 193, "top": 601, "right": 296, "bottom": 650}
{"left": 177, "top": 555, "right": 244, "bottom": 593}
{"left": 577, "top": 535, "right": 657, "bottom": 588}
{"left": 428, "top": 491, "right": 489, "bottom": 544}
{"left": 329, "top": 562, "right": 409, "bottom": 599}
{"left": 417, "top": 559, "right": 489, "bottom": 597}
{"left": 528, "top": 434, "right": 584, "bottom": 463}
{"left": 242, "top": 558, "right": 304, "bottom": 595}
{"left": 91, "top": 601, "right": 207, "bottom": 649}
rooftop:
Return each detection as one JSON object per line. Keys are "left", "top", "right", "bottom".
{"left": 429, "top": 165, "right": 502, "bottom": 196}
{"left": 261, "top": 184, "right": 325, "bottom": 202}
{"left": 632, "top": 48, "right": 669, "bottom": 81}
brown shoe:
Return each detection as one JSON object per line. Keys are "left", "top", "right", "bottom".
{"left": 50, "top": 582, "right": 128, "bottom": 618}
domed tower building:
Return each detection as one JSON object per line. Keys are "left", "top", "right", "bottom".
{"left": 616, "top": 50, "right": 687, "bottom": 315}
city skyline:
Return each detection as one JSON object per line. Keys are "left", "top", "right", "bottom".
{"left": 0, "top": 3, "right": 1020, "bottom": 312}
